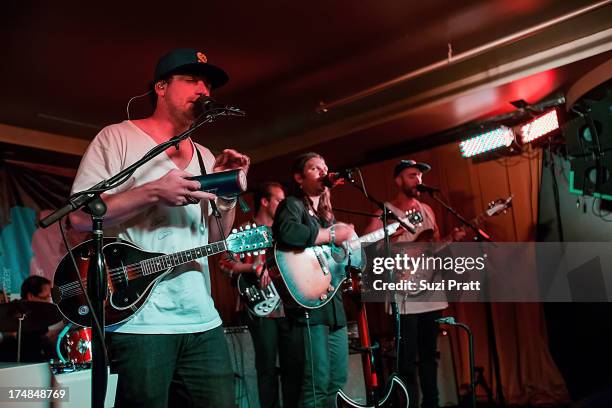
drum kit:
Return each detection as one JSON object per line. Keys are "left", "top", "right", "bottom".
{"left": 0, "top": 300, "right": 92, "bottom": 373}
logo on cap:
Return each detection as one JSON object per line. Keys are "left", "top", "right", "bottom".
{"left": 196, "top": 52, "right": 208, "bottom": 64}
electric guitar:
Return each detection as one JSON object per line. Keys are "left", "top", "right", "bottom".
{"left": 400, "top": 196, "right": 512, "bottom": 296}
{"left": 236, "top": 253, "right": 282, "bottom": 317}
{"left": 52, "top": 225, "right": 272, "bottom": 327}
{"left": 273, "top": 211, "right": 423, "bottom": 309}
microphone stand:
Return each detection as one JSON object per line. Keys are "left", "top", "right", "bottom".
{"left": 420, "top": 190, "right": 492, "bottom": 242}
{"left": 39, "top": 108, "right": 233, "bottom": 408}
{"left": 423, "top": 190, "right": 506, "bottom": 406}
{"left": 341, "top": 178, "right": 416, "bottom": 405}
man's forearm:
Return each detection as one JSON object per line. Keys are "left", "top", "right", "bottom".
{"left": 208, "top": 202, "right": 236, "bottom": 242}
{"left": 70, "top": 183, "right": 159, "bottom": 231}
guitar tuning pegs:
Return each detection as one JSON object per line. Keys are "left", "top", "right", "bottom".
{"left": 252, "top": 223, "right": 256, "bottom": 228}
{"left": 245, "top": 224, "right": 251, "bottom": 230}
{"left": 239, "top": 253, "right": 245, "bottom": 259}
{"left": 261, "top": 249, "right": 266, "bottom": 254}
{"left": 253, "top": 251, "right": 259, "bottom": 256}
{"left": 232, "top": 228, "right": 238, "bottom": 234}
{"left": 239, "top": 226, "right": 244, "bottom": 231}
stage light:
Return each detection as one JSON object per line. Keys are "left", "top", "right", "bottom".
{"left": 459, "top": 127, "right": 515, "bottom": 158}
{"left": 519, "top": 109, "right": 559, "bottom": 144}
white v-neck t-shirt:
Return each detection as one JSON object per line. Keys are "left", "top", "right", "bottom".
{"left": 71, "top": 120, "right": 222, "bottom": 334}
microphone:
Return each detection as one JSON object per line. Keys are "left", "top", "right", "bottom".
{"left": 322, "top": 168, "right": 355, "bottom": 188}
{"left": 198, "top": 96, "right": 246, "bottom": 116}
{"left": 416, "top": 184, "right": 440, "bottom": 193}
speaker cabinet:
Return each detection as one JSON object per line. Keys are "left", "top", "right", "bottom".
{"left": 569, "top": 154, "right": 612, "bottom": 200}
{"left": 225, "top": 326, "right": 260, "bottom": 408}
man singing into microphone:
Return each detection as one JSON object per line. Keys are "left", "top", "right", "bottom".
{"left": 70, "top": 48, "right": 248, "bottom": 408}
{"left": 363, "top": 159, "right": 464, "bottom": 408}
{"left": 273, "top": 152, "right": 355, "bottom": 408}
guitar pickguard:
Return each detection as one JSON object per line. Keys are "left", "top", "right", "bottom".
{"left": 104, "top": 242, "right": 168, "bottom": 310}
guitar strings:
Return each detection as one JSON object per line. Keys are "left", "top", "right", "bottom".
{"left": 57, "top": 232, "right": 260, "bottom": 298}
{"left": 57, "top": 245, "right": 230, "bottom": 298}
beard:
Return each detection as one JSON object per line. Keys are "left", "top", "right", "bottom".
{"left": 168, "top": 102, "right": 199, "bottom": 128}
{"left": 402, "top": 185, "right": 420, "bottom": 198}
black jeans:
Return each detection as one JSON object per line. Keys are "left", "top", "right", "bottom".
{"left": 398, "top": 310, "right": 442, "bottom": 408}
{"left": 107, "top": 326, "right": 235, "bottom": 408}
{"left": 246, "top": 316, "right": 304, "bottom": 408}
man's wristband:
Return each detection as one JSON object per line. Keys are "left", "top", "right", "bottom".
{"left": 329, "top": 226, "right": 336, "bottom": 246}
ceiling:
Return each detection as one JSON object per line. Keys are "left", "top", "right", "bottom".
{"left": 1, "top": 0, "right": 611, "bottom": 181}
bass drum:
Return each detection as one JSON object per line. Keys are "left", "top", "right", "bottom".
{"left": 56, "top": 323, "right": 92, "bottom": 366}
{"left": 65, "top": 327, "right": 92, "bottom": 364}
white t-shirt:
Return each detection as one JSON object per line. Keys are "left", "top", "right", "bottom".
{"left": 392, "top": 200, "right": 448, "bottom": 315}
{"left": 71, "top": 120, "right": 222, "bottom": 334}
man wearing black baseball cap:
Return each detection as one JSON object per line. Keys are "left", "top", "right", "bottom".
{"left": 364, "top": 158, "right": 465, "bottom": 408}
{"left": 70, "top": 48, "right": 247, "bottom": 407}
{"left": 153, "top": 48, "right": 229, "bottom": 89}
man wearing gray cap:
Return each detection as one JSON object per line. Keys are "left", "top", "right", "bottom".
{"left": 364, "top": 159, "right": 465, "bottom": 408}
{"left": 70, "top": 48, "right": 249, "bottom": 407}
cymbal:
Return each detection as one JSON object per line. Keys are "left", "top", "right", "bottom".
{"left": 0, "top": 301, "right": 63, "bottom": 332}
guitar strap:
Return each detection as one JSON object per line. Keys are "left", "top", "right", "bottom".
{"left": 195, "top": 146, "right": 221, "bottom": 220}
{"left": 194, "top": 145, "right": 251, "bottom": 238}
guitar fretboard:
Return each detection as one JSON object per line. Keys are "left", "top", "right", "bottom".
{"left": 139, "top": 241, "right": 228, "bottom": 275}
{"left": 353, "top": 223, "right": 400, "bottom": 247}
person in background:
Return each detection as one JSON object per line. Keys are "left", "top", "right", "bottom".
{"left": 220, "top": 182, "right": 303, "bottom": 408}
{"left": 363, "top": 159, "right": 465, "bottom": 408}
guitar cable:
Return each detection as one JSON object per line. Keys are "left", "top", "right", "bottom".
{"left": 58, "top": 218, "right": 109, "bottom": 368}
{"left": 304, "top": 311, "right": 318, "bottom": 408}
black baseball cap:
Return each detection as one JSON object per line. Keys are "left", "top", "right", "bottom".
{"left": 153, "top": 48, "right": 229, "bottom": 89}
{"left": 393, "top": 159, "right": 431, "bottom": 178}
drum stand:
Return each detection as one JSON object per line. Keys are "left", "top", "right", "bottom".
{"left": 16, "top": 313, "right": 25, "bottom": 362}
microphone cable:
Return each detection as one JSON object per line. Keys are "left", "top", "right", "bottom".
{"left": 126, "top": 89, "right": 153, "bottom": 120}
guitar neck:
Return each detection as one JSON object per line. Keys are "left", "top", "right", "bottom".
{"left": 441, "top": 213, "right": 487, "bottom": 243}
{"left": 354, "top": 222, "right": 400, "bottom": 247}
{"left": 140, "top": 241, "right": 228, "bottom": 275}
